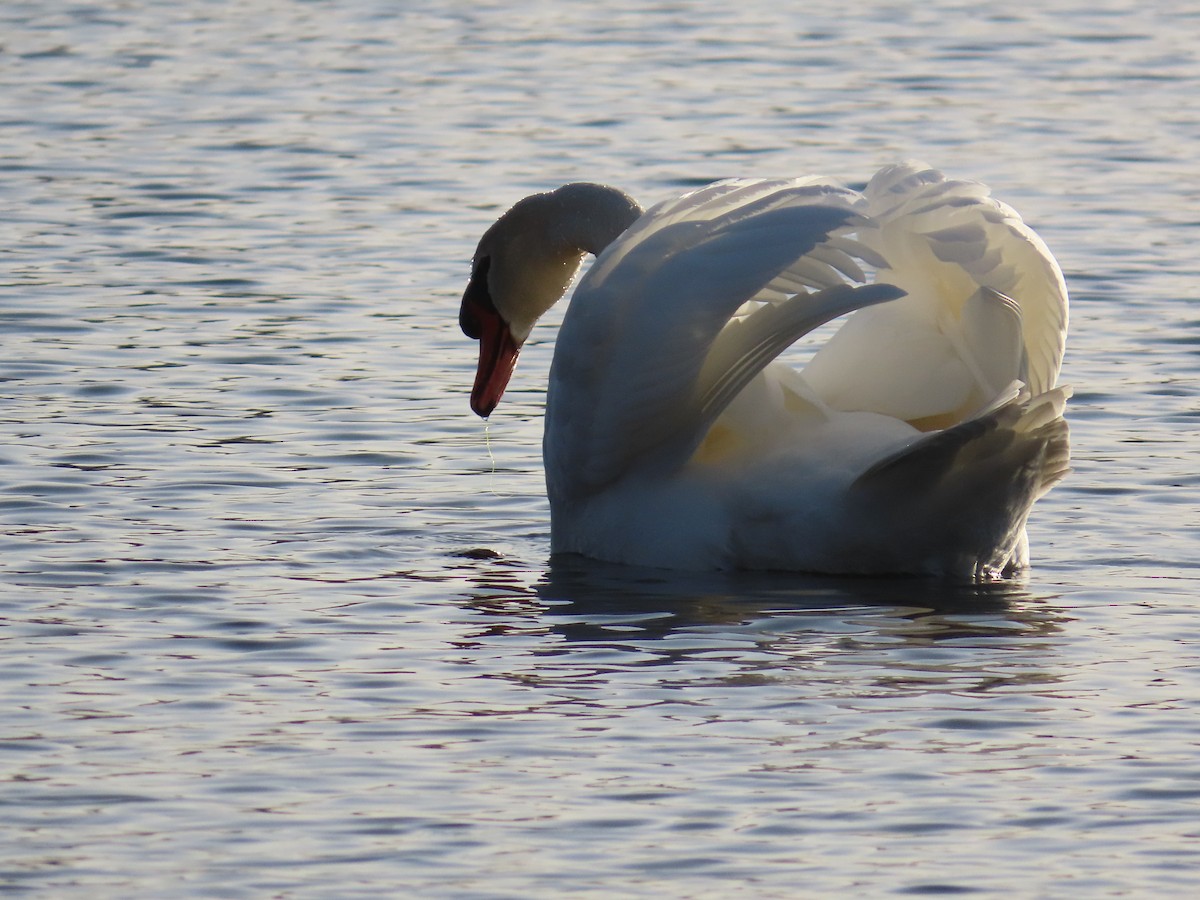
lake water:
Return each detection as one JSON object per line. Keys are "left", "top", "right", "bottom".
{"left": 2, "top": 1, "right": 1199, "bottom": 896}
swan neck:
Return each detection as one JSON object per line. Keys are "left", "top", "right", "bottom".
{"left": 550, "top": 183, "right": 643, "bottom": 257}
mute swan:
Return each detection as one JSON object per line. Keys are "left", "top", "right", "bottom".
{"left": 459, "top": 162, "right": 1069, "bottom": 579}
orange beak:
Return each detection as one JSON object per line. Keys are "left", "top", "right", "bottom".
{"left": 460, "top": 262, "right": 520, "bottom": 418}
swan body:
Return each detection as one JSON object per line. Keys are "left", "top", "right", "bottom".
{"left": 460, "top": 163, "right": 1069, "bottom": 579}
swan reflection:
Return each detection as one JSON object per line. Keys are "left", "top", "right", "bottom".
{"left": 448, "top": 551, "right": 1069, "bottom": 697}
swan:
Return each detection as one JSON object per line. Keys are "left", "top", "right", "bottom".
{"left": 459, "top": 162, "right": 1070, "bottom": 579}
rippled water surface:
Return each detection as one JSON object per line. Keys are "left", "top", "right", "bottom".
{"left": 3, "top": 1, "right": 1199, "bottom": 896}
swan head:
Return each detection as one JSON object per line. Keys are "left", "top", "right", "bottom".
{"left": 461, "top": 183, "right": 642, "bottom": 417}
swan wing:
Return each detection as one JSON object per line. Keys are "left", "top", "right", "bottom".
{"left": 802, "top": 163, "right": 1068, "bottom": 424}
{"left": 868, "top": 162, "right": 1068, "bottom": 394}
{"left": 546, "top": 179, "right": 900, "bottom": 496}
{"left": 849, "top": 384, "right": 1071, "bottom": 577}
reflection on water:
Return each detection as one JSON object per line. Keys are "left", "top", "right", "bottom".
{"left": 451, "top": 553, "right": 1071, "bottom": 700}
{"left": 461, "top": 552, "right": 1050, "bottom": 629}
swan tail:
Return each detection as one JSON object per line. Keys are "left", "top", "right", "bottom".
{"left": 850, "top": 386, "right": 1071, "bottom": 578}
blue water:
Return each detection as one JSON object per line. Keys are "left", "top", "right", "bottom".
{"left": 2, "top": 1, "right": 1199, "bottom": 896}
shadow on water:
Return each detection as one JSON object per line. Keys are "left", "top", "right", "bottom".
{"left": 448, "top": 551, "right": 1070, "bottom": 649}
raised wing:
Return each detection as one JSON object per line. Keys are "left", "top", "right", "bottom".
{"left": 868, "top": 162, "right": 1068, "bottom": 394}
{"left": 802, "top": 162, "right": 1069, "bottom": 426}
{"left": 545, "top": 178, "right": 901, "bottom": 496}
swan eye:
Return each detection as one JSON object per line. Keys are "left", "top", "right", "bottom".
{"left": 460, "top": 256, "right": 494, "bottom": 339}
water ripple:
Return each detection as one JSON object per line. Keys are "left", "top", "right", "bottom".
{"left": 1, "top": 0, "right": 1199, "bottom": 897}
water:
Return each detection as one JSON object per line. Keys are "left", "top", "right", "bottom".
{"left": 2, "top": 0, "right": 1199, "bottom": 896}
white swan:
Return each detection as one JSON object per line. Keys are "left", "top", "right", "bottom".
{"left": 460, "top": 162, "right": 1070, "bottom": 579}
